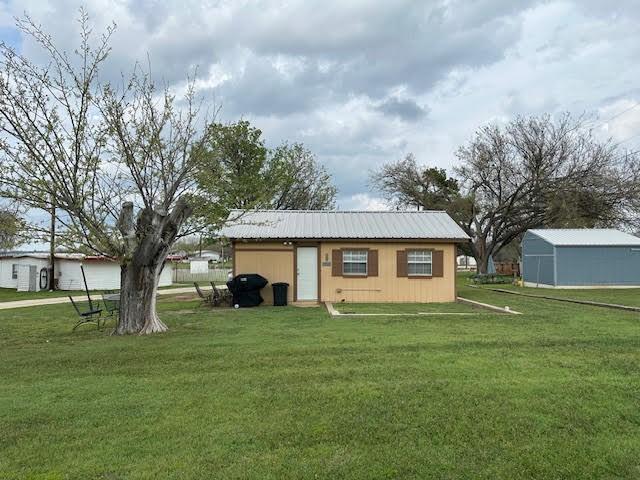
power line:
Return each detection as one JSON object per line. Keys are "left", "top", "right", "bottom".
{"left": 577, "top": 100, "right": 640, "bottom": 154}
{"left": 600, "top": 101, "right": 640, "bottom": 125}
{"left": 613, "top": 131, "right": 640, "bottom": 148}
{"left": 582, "top": 100, "right": 640, "bottom": 132}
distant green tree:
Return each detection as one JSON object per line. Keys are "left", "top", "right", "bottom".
{"left": 192, "top": 121, "right": 275, "bottom": 228}
{"left": 193, "top": 120, "right": 337, "bottom": 231}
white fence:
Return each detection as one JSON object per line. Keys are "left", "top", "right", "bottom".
{"left": 172, "top": 267, "right": 230, "bottom": 284}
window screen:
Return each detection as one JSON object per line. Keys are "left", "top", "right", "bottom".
{"left": 407, "top": 250, "right": 432, "bottom": 276}
{"left": 343, "top": 250, "right": 368, "bottom": 275}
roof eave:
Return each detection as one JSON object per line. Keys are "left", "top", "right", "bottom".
{"left": 553, "top": 243, "right": 640, "bottom": 247}
{"left": 228, "top": 236, "right": 470, "bottom": 242}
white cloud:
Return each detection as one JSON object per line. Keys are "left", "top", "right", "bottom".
{"left": 2, "top": 0, "right": 640, "bottom": 214}
{"left": 342, "top": 194, "right": 389, "bottom": 211}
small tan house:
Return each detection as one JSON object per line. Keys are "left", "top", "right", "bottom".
{"left": 221, "top": 210, "right": 470, "bottom": 304}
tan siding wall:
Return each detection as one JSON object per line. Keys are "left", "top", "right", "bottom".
{"left": 233, "top": 241, "right": 457, "bottom": 304}
{"left": 320, "top": 242, "right": 456, "bottom": 303}
{"left": 234, "top": 242, "right": 294, "bottom": 304}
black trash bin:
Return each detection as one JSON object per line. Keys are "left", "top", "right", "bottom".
{"left": 272, "top": 282, "right": 289, "bottom": 306}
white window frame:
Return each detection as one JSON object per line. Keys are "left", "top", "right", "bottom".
{"left": 11, "top": 264, "right": 18, "bottom": 280}
{"left": 342, "top": 250, "right": 368, "bottom": 276}
{"left": 407, "top": 250, "right": 432, "bottom": 276}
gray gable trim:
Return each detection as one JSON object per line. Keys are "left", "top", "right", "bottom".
{"left": 528, "top": 229, "right": 640, "bottom": 247}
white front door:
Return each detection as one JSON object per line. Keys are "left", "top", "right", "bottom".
{"left": 296, "top": 247, "right": 318, "bottom": 301}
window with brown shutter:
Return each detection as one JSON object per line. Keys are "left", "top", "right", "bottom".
{"left": 397, "top": 250, "right": 407, "bottom": 277}
{"left": 368, "top": 250, "right": 378, "bottom": 276}
{"left": 432, "top": 250, "right": 444, "bottom": 277}
{"left": 331, "top": 249, "right": 342, "bottom": 276}
{"left": 398, "top": 249, "right": 445, "bottom": 278}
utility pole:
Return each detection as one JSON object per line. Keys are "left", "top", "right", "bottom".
{"left": 49, "top": 199, "right": 56, "bottom": 291}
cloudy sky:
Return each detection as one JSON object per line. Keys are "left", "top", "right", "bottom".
{"left": 1, "top": 0, "right": 640, "bottom": 211}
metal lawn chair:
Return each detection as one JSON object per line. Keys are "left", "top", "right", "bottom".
{"left": 210, "top": 281, "right": 232, "bottom": 307}
{"left": 101, "top": 291, "right": 120, "bottom": 320}
{"left": 69, "top": 296, "right": 103, "bottom": 331}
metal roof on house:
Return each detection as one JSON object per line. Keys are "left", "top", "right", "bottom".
{"left": 528, "top": 229, "right": 640, "bottom": 246}
{"left": 221, "top": 210, "right": 470, "bottom": 241}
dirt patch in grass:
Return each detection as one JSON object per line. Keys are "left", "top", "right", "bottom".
{"left": 171, "top": 295, "right": 198, "bottom": 301}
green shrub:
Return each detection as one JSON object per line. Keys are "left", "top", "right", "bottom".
{"left": 470, "top": 273, "right": 513, "bottom": 284}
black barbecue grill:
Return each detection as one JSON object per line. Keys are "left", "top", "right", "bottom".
{"left": 226, "top": 273, "right": 268, "bottom": 307}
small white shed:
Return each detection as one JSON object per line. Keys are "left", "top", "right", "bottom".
{"left": 0, "top": 252, "right": 174, "bottom": 292}
{"left": 0, "top": 253, "right": 54, "bottom": 292}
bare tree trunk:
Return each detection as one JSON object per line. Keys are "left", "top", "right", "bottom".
{"left": 117, "top": 260, "right": 167, "bottom": 335}
{"left": 476, "top": 254, "right": 490, "bottom": 274}
{"left": 115, "top": 198, "right": 192, "bottom": 335}
{"left": 472, "top": 238, "right": 491, "bottom": 274}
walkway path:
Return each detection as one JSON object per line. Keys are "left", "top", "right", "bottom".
{"left": 0, "top": 286, "right": 198, "bottom": 311}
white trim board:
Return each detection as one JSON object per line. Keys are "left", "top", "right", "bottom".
{"left": 324, "top": 300, "right": 520, "bottom": 316}
{"left": 523, "top": 282, "right": 640, "bottom": 289}
{"left": 456, "top": 297, "right": 522, "bottom": 315}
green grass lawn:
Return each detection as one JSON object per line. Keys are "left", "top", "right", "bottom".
{"left": 1, "top": 284, "right": 640, "bottom": 478}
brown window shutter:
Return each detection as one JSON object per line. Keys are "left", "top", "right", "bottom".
{"left": 396, "top": 250, "right": 407, "bottom": 277}
{"left": 368, "top": 250, "right": 378, "bottom": 277}
{"left": 432, "top": 250, "right": 444, "bottom": 277}
{"left": 332, "top": 249, "right": 342, "bottom": 276}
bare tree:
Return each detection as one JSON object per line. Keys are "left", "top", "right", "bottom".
{"left": 369, "top": 153, "right": 468, "bottom": 214}
{"left": 270, "top": 143, "right": 337, "bottom": 210}
{"left": 0, "top": 11, "right": 204, "bottom": 334}
{"left": 371, "top": 114, "right": 639, "bottom": 273}
{"left": 456, "top": 114, "right": 633, "bottom": 272}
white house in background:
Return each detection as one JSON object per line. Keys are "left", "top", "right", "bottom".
{"left": 199, "top": 250, "right": 221, "bottom": 262}
{"left": 457, "top": 255, "right": 477, "bottom": 270}
{"left": 0, "top": 252, "right": 173, "bottom": 292}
